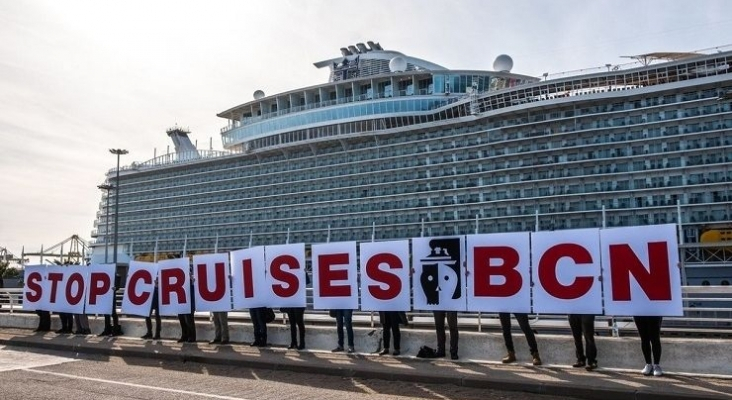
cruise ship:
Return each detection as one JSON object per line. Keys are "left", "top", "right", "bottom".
{"left": 90, "top": 41, "right": 732, "bottom": 285}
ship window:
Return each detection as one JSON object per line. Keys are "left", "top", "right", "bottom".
{"left": 722, "top": 280, "right": 730, "bottom": 286}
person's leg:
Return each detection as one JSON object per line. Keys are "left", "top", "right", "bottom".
{"left": 514, "top": 313, "right": 538, "bottom": 354}
{"left": 344, "top": 310, "right": 354, "bottom": 349}
{"left": 499, "top": 312, "right": 515, "bottom": 353}
{"left": 335, "top": 310, "right": 345, "bottom": 349}
{"left": 381, "top": 313, "right": 392, "bottom": 352}
{"left": 582, "top": 315, "right": 597, "bottom": 366}
{"left": 295, "top": 308, "right": 305, "bottom": 349}
{"left": 212, "top": 312, "right": 222, "bottom": 342}
{"left": 153, "top": 308, "right": 162, "bottom": 338}
{"left": 391, "top": 312, "right": 401, "bottom": 353}
{"left": 249, "top": 309, "right": 261, "bottom": 345}
{"left": 178, "top": 314, "right": 189, "bottom": 342}
{"left": 649, "top": 316, "right": 662, "bottom": 365}
{"left": 189, "top": 313, "right": 197, "bottom": 341}
{"left": 446, "top": 311, "right": 459, "bottom": 358}
{"left": 633, "top": 316, "right": 652, "bottom": 364}
{"left": 144, "top": 317, "right": 153, "bottom": 337}
{"left": 220, "top": 312, "right": 229, "bottom": 342}
{"left": 568, "top": 314, "right": 585, "bottom": 365}
{"left": 287, "top": 311, "right": 298, "bottom": 347}
{"left": 433, "top": 311, "right": 446, "bottom": 355}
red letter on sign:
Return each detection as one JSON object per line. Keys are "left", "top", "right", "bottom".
{"left": 197, "top": 262, "right": 227, "bottom": 302}
{"left": 318, "top": 253, "right": 351, "bottom": 297}
{"left": 473, "top": 246, "right": 522, "bottom": 297}
{"left": 610, "top": 242, "right": 672, "bottom": 301}
{"left": 241, "top": 259, "right": 254, "bottom": 298}
{"left": 47, "top": 272, "right": 64, "bottom": 304}
{"left": 160, "top": 268, "right": 186, "bottom": 305}
{"left": 65, "top": 272, "right": 85, "bottom": 305}
{"left": 128, "top": 269, "right": 152, "bottom": 306}
{"left": 270, "top": 255, "right": 300, "bottom": 298}
{"left": 88, "top": 272, "right": 111, "bottom": 305}
{"left": 366, "top": 253, "right": 402, "bottom": 300}
{"left": 25, "top": 272, "right": 43, "bottom": 303}
{"left": 538, "top": 243, "right": 594, "bottom": 300}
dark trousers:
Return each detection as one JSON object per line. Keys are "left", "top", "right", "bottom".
{"left": 58, "top": 313, "right": 74, "bottom": 332}
{"left": 381, "top": 311, "right": 401, "bottom": 350}
{"left": 568, "top": 314, "right": 597, "bottom": 363}
{"left": 286, "top": 308, "right": 305, "bottom": 347}
{"left": 499, "top": 312, "right": 538, "bottom": 354}
{"left": 36, "top": 310, "right": 51, "bottom": 331}
{"left": 249, "top": 307, "right": 268, "bottom": 345}
{"left": 433, "top": 311, "right": 458, "bottom": 356}
{"left": 334, "top": 309, "right": 354, "bottom": 348}
{"left": 212, "top": 311, "right": 229, "bottom": 342}
{"left": 634, "top": 316, "right": 663, "bottom": 364}
{"left": 145, "top": 289, "right": 161, "bottom": 337}
{"left": 178, "top": 313, "right": 196, "bottom": 341}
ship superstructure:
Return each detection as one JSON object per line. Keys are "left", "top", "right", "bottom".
{"left": 91, "top": 42, "right": 732, "bottom": 284}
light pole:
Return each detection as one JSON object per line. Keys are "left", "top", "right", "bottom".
{"left": 109, "top": 149, "right": 128, "bottom": 265}
{"left": 97, "top": 184, "right": 113, "bottom": 263}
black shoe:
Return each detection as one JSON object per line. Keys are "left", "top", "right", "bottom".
{"left": 379, "top": 349, "right": 390, "bottom": 356}
{"left": 111, "top": 326, "right": 123, "bottom": 337}
{"left": 586, "top": 361, "right": 598, "bottom": 371}
{"left": 220, "top": 340, "right": 229, "bottom": 345}
{"left": 55, "top": 329, "right": 66, "bottom": 334}
{"left": 177, "top": 337, "right": 187, "bottom": 343}
{"left": 97, "top": 330, "right": 111, "bottom": 337}
{"left": 209, "top": 338, "right": 221, "bottom": 344}
{"left": 573, "top": 360, "right": 586, "bottom": 368}
{"left": 187, "top": 338, "right": 196, "bottom": 343}
{"left": 141, "top": 333, "right": 152, "bottom": 340}
{"left": 153, "top": 334, "right": 160, "bottom": 340}
{"left": 434, "top": 350, "right": 446, "bottom": 358}
{"left": 288, "top": 343, "right": 298, "bottom": 349}
{"left": 450, "top": 353, "right": 459, "bottom": 360}
{"left": 393, "top": 350, "right": 401, "bottom": 356}
{"left": 331, "top": 346, "right": 344, "bottom": 352}
{"left": 297, "top": 344, "right": 305, "bottom": 350}
{"left": 250, "top": 341, "right": 260, "bottom": 347}
{"left": 83, "top": 329, "right": 92, "bottom": 335}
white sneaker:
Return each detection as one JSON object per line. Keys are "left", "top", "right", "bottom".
{"left": 653, "top": 365, "right": 663, "bottom": 377}
{"left": 641, "top": 364, "right": 653, "bottom": 376}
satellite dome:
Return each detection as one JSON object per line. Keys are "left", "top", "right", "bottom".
{"left": 253, "top": 90, "right": 265, "bottom": 100}
{"left": 493, "top": 54, "right": 514, "bottom": 72}
{"left": 389, "top": 56, "right": 407, "bottom": 72}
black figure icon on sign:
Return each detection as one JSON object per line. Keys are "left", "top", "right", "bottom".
{"left": 419, "top": 238, "right": 461, "bottom": 306}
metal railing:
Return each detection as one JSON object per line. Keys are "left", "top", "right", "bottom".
{"left": 2, "top": 286, "right": 731, "bottom": 337}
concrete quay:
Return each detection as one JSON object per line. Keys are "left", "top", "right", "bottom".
{"left": 0, "top": 314, "right": 730, "bottom": 399}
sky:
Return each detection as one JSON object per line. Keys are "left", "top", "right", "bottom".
{"left": 1, "top": 0, "right": 732, "bottom": 260}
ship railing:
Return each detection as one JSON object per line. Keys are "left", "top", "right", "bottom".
{"left": 2, "top": 286, "right": 732, "bottom": 337}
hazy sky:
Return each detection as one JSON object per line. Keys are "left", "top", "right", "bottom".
{"left": 1, "top": 0, "right": 731, "bottom": 259}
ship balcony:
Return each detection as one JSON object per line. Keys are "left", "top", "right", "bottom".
{"left": 90, "top": 230, "right": 98, "bottom": 238}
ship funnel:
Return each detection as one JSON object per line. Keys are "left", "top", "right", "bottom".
{"left": 166, "top": 126, "right": 200, "bottom": 160}
{"left": 356, "top": 43, "right": 368, "bottom": 53}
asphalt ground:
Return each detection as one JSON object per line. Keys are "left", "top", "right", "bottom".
{"left": 0, "top": 328, "right": 730, "bottom": 400}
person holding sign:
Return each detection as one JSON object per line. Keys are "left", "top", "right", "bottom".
{"left": 379, "top": 311, "right": 404, "bottom": 356}
{"left": 634, "top": 316, "right": 663, "bottom": 376}
{"left": 499, "top": 312, "right": 542, "bottom": 365}
{"left": 568, "top": 314, "right": 597, "bottom": 370}
{"left": 331, "top": 309, "right": 355, "bottom": 353}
